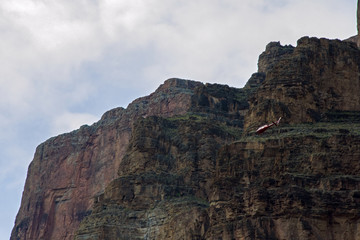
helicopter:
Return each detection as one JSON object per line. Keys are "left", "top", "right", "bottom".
{"left": 256, "top": 117, "right": 282, "bottom": 134}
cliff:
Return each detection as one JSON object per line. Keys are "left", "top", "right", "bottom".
{"left": 245, "top": 37, "right": 360, "bottom": 129}
{"left": 11, "top": 78, "right": 205, "bottom": 239}
{"left": 12, "top": 37, "right": 360, "bottom": 240}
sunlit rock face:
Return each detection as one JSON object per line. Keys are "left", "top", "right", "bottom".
{"left": 10, "top": 78, "right": 207, "bottom": 240}
{"left": 12, "top": 36, "right": 360, "bottom": 240}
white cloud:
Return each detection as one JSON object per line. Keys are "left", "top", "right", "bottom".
{"left": 0, "top": 145, "right": 28, "bottom": 188}
{"left": 52, "top": 112, "right": 99, "bottom": 136}
{"left": 0, "top": 0, "right": 356, "bottom": 160}
{"left": 99, "top": 0, "right": 149, "bottom": 36}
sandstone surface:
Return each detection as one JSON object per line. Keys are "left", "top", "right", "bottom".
{"left": 11, "top": 78, "right": 204, "bottom": 240}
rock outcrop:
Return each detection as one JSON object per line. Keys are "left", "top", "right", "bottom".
{"left": 11, "top": 78, "right": 204, "bottom": 240}
{"left": 245, "top": 37, "right": 360, "bottom": 130}
{"left": 12, "top": 37, "right": 360, "bottom": 240}
{"left": 210, "top": 125, "right": 360, "bottom": 239}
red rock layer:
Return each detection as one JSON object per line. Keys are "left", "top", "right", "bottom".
{"left": 11, "top": 79, "right": 202, "bottom": 240}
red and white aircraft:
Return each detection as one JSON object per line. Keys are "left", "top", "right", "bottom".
{"left": 256, "top": 117, "right": 282, "bottom": 134}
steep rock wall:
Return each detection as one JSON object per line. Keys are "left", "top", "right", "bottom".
{"left": 245, "top": 37, "right": 360, "bottom": 131}
{"left": 75, "top": 115, "right": 236, "bottom": 239}
{"left": 11, "top": 78, "right": 203, "bottom": 240}
{"left": 74, "top": 37, "right": 360, "bottom": 239}
{"left": 209, "top": 124, "right": 360, "bottom": 239}
{"left": 12, "top": 36, "right": 360, "bottom": 240}
{"left": 11, "top": 79, "right": 249, "bottom": 240}
{"left": 75, "top": 101, "right": 247, "bottom": 239}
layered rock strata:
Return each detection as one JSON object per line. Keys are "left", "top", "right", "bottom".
{"left": 245, "top": 37, "right": 360, "bottom": 130}
{"left": 11, "top": 79, "right": 204, "bottom": 240}
{"left": 74, "top": 38, "right": 360, "bottom": 239}
{"left": 12, "top": 37, "right": 360, "bottom": 240}
{"left": 210, "top": 124, "right": 360, "bottom": 239}
{"left": 75, "top": 115, "right": 240, "bottom": 239}
{"left": 11, "top": 79, "right": 249, "bottom": 240}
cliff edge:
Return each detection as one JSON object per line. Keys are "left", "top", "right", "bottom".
{"left": 12, "top": 37, "right": 360, "bottom": 240}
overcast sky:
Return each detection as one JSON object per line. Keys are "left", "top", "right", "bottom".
{"left": 1, "top": 0, "right": 357, "bottom": 238}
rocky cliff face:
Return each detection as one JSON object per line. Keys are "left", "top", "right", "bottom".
{"left": 11, "top": 78, "right": 205, "bottom": 240}
{"left": 12, "top": 37, "right": 360, "bottom": 240}
{"left": 210, "top": 125, "right": 360, "bottom": 239}
{"left": 245, "top": 37, "right": 360, "bottom": 130}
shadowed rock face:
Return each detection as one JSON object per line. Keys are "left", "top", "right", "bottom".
{"left": 210, "top": 128, "right": 360, "bottom": 239}
{"left": 12, "top": 37, "right": 360, "bottom": 240}
{"left": 11, "top": 79, "right": 248, "bottom": 240}
{"left": 75, "top": 115, "right": 240, "bottom": 240}
{"left": 245, "top": 37, "right": 360, "bottom": 130}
